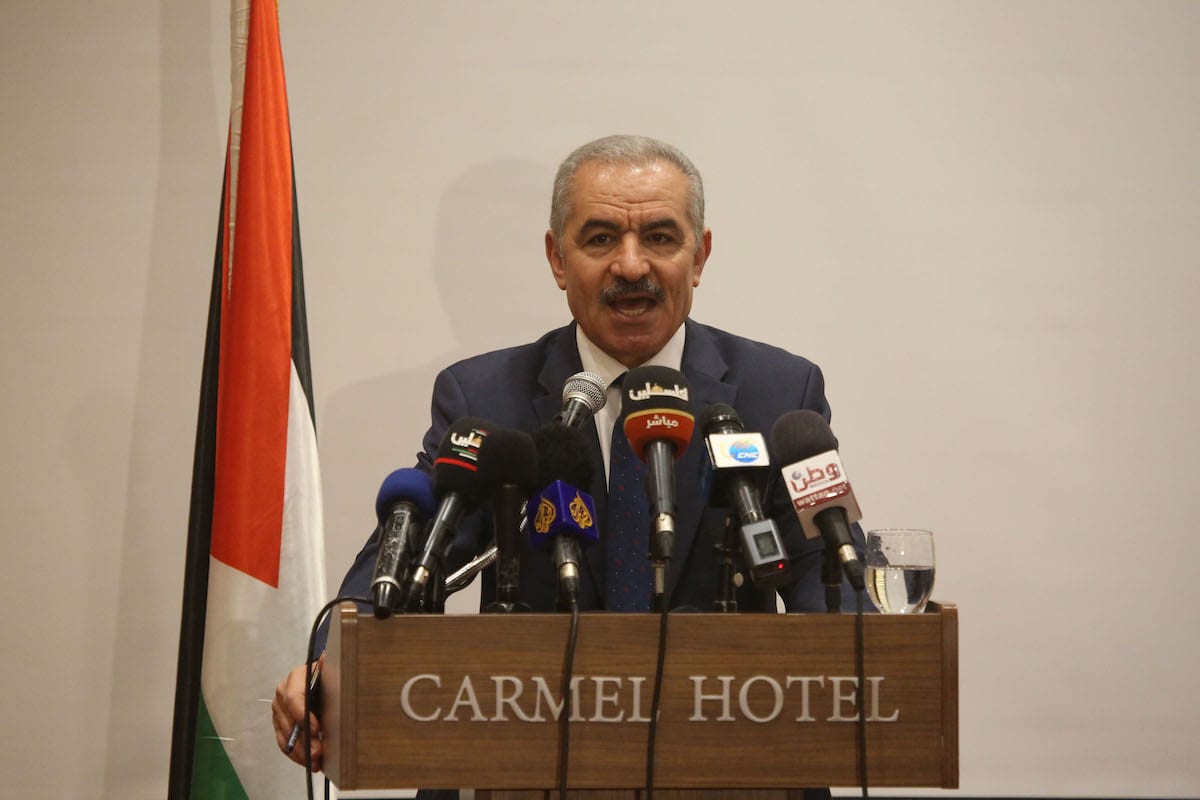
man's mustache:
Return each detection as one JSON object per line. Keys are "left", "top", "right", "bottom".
{"left": 602, "top": 278, "right": 666, "bottom": 304}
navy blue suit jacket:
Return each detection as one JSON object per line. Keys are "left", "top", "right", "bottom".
{"left": 339, "top": 318, "right": 862, "bottom": 613}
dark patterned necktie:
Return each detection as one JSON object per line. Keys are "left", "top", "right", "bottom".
{"left": 605, "top": 375, "right": 651, "bottom": 611}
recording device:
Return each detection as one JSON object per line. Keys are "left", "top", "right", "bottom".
{"left": 620, "top": 365, "right": 694, "bottom": 604}
{"left": 405, "top": 417, "right": 503, "bottom": 610}
{"left": 769, "top": 410, "right": 866, "bottom": 592}
{"left": 370, "top": 468, "right": 437, "bottom": 618}
{"left": 700, "top": 403, "right": 790, "bottom": 588}
{"left": 528, "top": 423, "right": 598, "bottom": 609}
{"left": 482, "top": 428, "right": 539, "bottom": 612}
{"left": 559, "top": 371, "right": 608, "bottom": 428}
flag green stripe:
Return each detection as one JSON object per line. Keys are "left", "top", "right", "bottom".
{"left": 190, "top": 693, "right": 249, "bottom": 800}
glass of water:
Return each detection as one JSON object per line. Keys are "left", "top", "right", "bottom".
{"left": 865, "top": 529, "right": 935, "bottom": 613}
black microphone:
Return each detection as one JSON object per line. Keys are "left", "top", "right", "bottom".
{"left": 405, "top": 417, "right": 503, "bottom": 610}
{"left": 478, "top": 428, "right": 539, "bottom": 613}
{"left": 621, "top": 365, "right": 694, "bottom": 607}
{"left": 370, "top": 468, "right": 437, "bottom": 618}
{"left": 769, "top": 410, "right": 866, "bottom": 593}
{"left": 558, "top": 371, "right": 607, "bottom": 429}
{"left": 528, "top": 423, "right": 599, "bottom": 609}
{"left": 700, "top": 403, "right": 790, "bottom": 589}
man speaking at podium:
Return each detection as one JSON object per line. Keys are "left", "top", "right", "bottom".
{"left": 272, "top": 135, "right": 860, "bottom": 791}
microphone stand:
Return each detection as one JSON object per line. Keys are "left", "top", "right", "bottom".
{"left": 649, "top": 509, "right": 674, "bottom": 613}
{"left": 713, "top": 513, "right": 740, "bottom": 612}
{"left": 484, "top": 484, "right": 531, "bottom": 613}
{"left": 426, "top": 568, "right": 447, "bottom": 613}
{"left": 445, "top": 545, "right": 495, "bottom": 593}
{"left": 822, "top": 547, "right": 842, "bottom": 613}
{"left": 645, "top": 443, "right": 678, "bottom": 613}
{"left": 410, "top": 535, "right": 450, "bottom": 613}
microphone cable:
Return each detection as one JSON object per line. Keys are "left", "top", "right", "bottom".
{"left": 855, "top": 589, "right": 870, "bottom": 798}
{"left": 298, "top": 593, "right": 375, "bottom": 800}
{"left": 643, "top": 603, "right": 672, "bottom": 800}
{"left": 554, "top": 599, "right": 581, "bottom": 799}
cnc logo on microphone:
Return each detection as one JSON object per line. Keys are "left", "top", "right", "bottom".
{"left": 447, "top": 427, "right": 488, "bottom": 463}
{"left": 627, "top": 382, "right": 689, "bottom": 402}
{"left": 729, "top": 437, "right": 762, "bottom": 463}
{"left": 706, "top": 432, "right": 770, "bottom": 469}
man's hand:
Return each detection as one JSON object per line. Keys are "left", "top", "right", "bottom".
{"left": 272, "top": 656, "right": 324, "bottom": 770}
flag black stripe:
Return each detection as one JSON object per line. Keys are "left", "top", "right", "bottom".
{"left": 167, "top": 174, "right": 226, "bottom": 800}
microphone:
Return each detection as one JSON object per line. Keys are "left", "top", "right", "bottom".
{"left": 621, "top": 365, "right": 694, "bottom": 606}
{"left": 479, "top": 428, "right": 539, "bottom": 613}
{"left": 370, "top": 468, "right": 437, "bottom": 618}
{"left": 559, "top": 371, "right": 608, "bottom": 428}
{"left": 769, "top": 410, "right": 866, "bottom": 593}
{"left": 405, "top": 417, "right": 503, "bottom": 610}
{"left": 700, "top": 403, "right": 790, "bottom": 589}
{"left": 440, "top": 371, "right": 607, "bottom": 595}
{"left": 527, "top": 423, "right": 599, "bottom": 609}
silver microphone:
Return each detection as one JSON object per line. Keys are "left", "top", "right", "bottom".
{"left": 559, "top": 371, "right": 607, "bottom": 428}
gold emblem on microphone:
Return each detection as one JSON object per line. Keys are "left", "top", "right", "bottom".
{"left": 569, "top": 492, "right": 593, "bottom": 528}
{"left": 534, "top": 496, "right": 556, "bottom": 534}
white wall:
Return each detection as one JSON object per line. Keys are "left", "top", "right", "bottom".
{"left": 1, "top": 1, "right": 1197, "bottom": 797}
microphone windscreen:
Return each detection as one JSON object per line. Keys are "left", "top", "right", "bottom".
{"left": 769, "top": 410, "right": 840, "bottom": 464}
{"left": 433, "top": 416, "right": 496, "bottom": 503}
{"left": 375, "top": 468, "right": 437, "bottom": 523}
{"left": 476, "top": 426, "right": 539, "bottom": 493}
{"left": 699, "top": 402, "right": 742, "bottom": 435}
{"left": 621, "top": 366, "right": 692, "bottom": 414}
{"left": 532, "top": 422, "right": 595, "bottom": 489}
{"left": 621, "top": 366, "right": 694, "bottom": 457}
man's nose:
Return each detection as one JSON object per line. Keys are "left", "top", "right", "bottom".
{"left": 611, "top": 233, "right": 650, "bottom": 280}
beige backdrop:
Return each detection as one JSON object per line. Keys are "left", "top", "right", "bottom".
{"left": 2, "top": 1, "right": 1198, "bottom": 797}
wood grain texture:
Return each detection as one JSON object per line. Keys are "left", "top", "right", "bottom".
{"left": 323, "top": 607, "right": 959, "bottom": 791}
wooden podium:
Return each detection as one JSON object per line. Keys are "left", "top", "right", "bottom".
{"left": 323, "top": 603, "right": 957, "bottom": 797}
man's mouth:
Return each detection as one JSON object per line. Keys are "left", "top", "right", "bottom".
{"left": 603, "top": 280, "right": 665, "bottom": 317}
{"left": 610, "top": 296, "right": 656, "bottom": 316}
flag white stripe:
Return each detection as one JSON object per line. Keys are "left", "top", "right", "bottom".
{"left": 202, "top": 360, "right": 325, "bottom": 799}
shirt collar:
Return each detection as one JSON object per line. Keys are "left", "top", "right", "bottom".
{"left": 575, "top": 323, "right": 687, "bottom": 386}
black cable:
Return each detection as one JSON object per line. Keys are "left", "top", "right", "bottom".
{"left": 301, "top": 594, "right": 372, "bottom": 800}
{"left": 644, "top": 605, "right": 670, "bottom": 800}
{"left": 556, "top": 601, "right": 581, "bottom": 799}
{"left": 855, "top": 589, "right": 869, "bottom": 799}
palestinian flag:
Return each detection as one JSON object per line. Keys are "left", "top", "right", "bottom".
{"left": 168, "top": 1, "right": 326, "bottom": 797}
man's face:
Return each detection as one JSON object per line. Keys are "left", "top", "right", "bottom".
{"left": 546, "top": 160, "right": 712, "bottom": 368}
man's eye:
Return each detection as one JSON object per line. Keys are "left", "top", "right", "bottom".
{"left": 647, "top": 232, "right": 674, "bottom": 245}
{"left": 589, "top": 233, "right": 613, "bottom": 246}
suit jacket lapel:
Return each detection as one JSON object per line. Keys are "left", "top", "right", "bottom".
{"left": 667, "top": 319, "right": 738, "bottom": 602}
{"left": 533, "top": 325, "right": 580, "bottom": 425}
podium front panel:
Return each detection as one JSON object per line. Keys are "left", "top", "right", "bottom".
{"left": 323, "top": 606, "right": 957, "bottom": 791}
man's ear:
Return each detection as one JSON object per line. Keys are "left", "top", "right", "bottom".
{"left": 546, "top": 231, "right": 567, "bottom": 289}
{"left": 692, "top": 228, "right": 713, "bottom": 286}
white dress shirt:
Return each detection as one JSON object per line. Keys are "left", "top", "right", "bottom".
{"left": 574, "top": 323, "right": 687, "bottom": 486}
